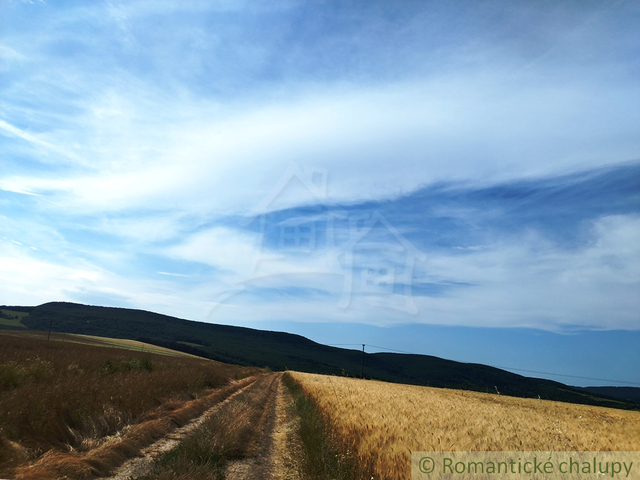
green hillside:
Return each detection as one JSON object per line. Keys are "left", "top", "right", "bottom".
{"left": 2, "top": 301, "right": 638, "bottom": 410}
{"left": 0, "top": 309, "right": 29, "bottom": 328}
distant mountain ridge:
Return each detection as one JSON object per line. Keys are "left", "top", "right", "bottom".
{"left": 580, "top": 386, "right": 640, "bottom": 404}
{"left": 2, "top": 301, "right": 638, "bottom": 411}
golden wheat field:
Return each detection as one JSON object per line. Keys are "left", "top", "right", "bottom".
{"left": 289, "top": 371, "right": 640, "bottom": 479}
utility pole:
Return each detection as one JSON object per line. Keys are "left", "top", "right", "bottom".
{"left": 47, "top": 316, "right": 53, "bottom": 341}
{"left": 361, "top": 344, "right": 365, "bottom": 379}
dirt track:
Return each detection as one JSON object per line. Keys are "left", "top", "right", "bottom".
{"left": 101, "top": 377, "right": 259, "bottom": 480}
{"left": 102, "top": 372, "right": 302, "bottom": 480}
{"left": 225, "top": 373, "right": 302, "bottom": 480}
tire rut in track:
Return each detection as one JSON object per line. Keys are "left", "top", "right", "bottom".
{"left": 225, "top": 373, "right": 303, "bottom": 480}
{"left": 99, "top": 377, "right": 260, "bottom": 480}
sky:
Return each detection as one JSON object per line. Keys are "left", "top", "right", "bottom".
{"left": 1, "top": 0, "right": 639, "bottom": 387}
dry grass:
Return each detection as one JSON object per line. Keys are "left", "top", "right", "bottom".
{"left": 1, "top": 330, "right": 200, "bottom": 358}
{"left": 12, "top": 377, "right": 259, "bottom": 480}
{"left": 289, "top": 372, "right": 640, "bottom": 479}
{"left": 140, "top": 373, "right": 280, "bottom": 480}
{"left": 0, "top": 332, "right": 260, "bottom": 478}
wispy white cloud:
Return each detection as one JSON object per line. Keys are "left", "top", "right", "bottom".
{"left": 0, "top": 118, "right": 87, "bottom": 167}
{"left": 0, "top": 44, "right": 26, "bottom": 63}
{"left": 3, "top": 72, "right": 638, "bottom": 220}
{"left": 157, "top": 271, "right": 189, "bottom": 277}
{"left": 411, "top": 214, "right": 640, "bottom": 330}
{"left": 1, "top": 0, "right": 638, "bottom": 339}
{"left": 2, "top": 1, "right": 638, "bottom": 210}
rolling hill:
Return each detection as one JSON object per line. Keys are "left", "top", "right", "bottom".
{"left": 1, "top": 301, "right": 638, "bottom": 410}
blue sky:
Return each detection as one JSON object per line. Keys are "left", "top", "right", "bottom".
{"left": 1, "top": 0, "right": 639, "bottom": 386}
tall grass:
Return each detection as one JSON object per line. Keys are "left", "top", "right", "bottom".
{"left": 0, "top": 332, "right": 259, "bottom": 477}
{"left": 14, "top": 377, "right": 258, "bottom": 480}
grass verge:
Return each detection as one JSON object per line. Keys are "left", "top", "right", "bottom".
{"left": 282, "top": 372, "right": 375, "bottom": 480}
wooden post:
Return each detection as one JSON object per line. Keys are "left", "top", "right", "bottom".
{"left": 361, "top": 344, "right": 365, "bottom": 379}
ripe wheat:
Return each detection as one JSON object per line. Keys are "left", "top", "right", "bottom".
{"left": 290, "top": 371, "right": 640, "bottom": 479}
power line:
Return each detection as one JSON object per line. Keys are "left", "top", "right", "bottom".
{"left": 367, "top": 344, "right": 416, "bottom": 355}
{"left": 492, "top": 366, "right": 640, "bottom": 387}
{"left": 328, "top": 342, "right": 640, "bottom": 387}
